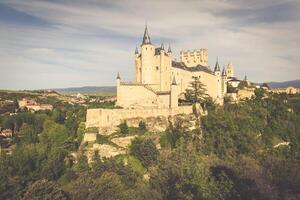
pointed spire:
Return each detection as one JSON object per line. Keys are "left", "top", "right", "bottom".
{"left": 116, "top": 72, "right": 120, "bottom": 79}
{"left": 172, "top": 76, "right": 177, "bottom": 85}
{"left": 168, "top": 44, "right": 172, "bottom": 53}
{"left": 161, "top": 43, "right": 165, "bottom": 50}
{"left": 135, "top": 46, "right": 138, "bottom": 54}
{"left": 142, "top": 24, "right": 151, "bottom": 45}
{"left": 222, "top": 66, "right": 227, "bottom": 76}
{"left": 214, "top": 57, "right": 220, "bottom": 72}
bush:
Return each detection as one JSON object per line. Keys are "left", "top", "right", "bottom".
{"left": 138, "top": 121, "right": 146, "bottom": 133}
{"left": 118, "top": 120, "right": 129, "bottom": 135}
{"left": 130, "top": 137, "right": 159, "bottom": 167}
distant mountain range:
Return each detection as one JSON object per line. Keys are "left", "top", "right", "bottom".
{"left": 267, "top": 79, "right": 300, "bottom": 88}
{"left": 54, "top": 86, "right": 116, "bottom": 95}
{"left": 52, "top": 79, "right": 300, "bottom": 95}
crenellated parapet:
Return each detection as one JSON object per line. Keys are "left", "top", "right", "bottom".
{"left": 180, "top": 49, "right": 208, "bottom": 67}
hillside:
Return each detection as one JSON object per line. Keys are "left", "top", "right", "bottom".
{"left": 54, "top": 86, "right": 116, "bottom": 95}
{"left": 267, "top": 79, "right": 300, "bottom": 88}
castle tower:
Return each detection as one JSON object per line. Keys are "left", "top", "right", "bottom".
{"left": 159, "top": 43, "right": 172, "bottom": 91}
{"left": 214, "top": 58, "right": 222, "bottom": 102}
{"left": 226, "top": 62, "right": 234, "bottom": 77}
{"left": 116, "top": 73, "right": 121, "bottom": 106}
{"left": 170, "top": 76, "right": 179, "bottom": 108}
{"left": 214, "top": 58, "right": 221, "bottom": 76}
{"left": 134, "top": 46, "right": 141, "bottom": 82}
{"left": 221, "top": 66, "right": 227, "bottom": 96}
{"left": 167, "top": 44, "right": 172, "bottom": 57}
{"left": 140, "top": 25, "right": 155, "bottom": 84}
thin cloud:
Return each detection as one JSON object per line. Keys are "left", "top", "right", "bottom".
{"left": 0, "top": 0, "right": 299, "bottom": 89}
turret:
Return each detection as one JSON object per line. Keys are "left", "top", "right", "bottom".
{"left": 222, "top": 66, "right": 227, "bottom": 77}
{"left": 221, "top": 66, "right": 227, "bottom": 96}
{"left": 170, "top": 76, "right": 178, "bottom": 108}
{"left": 142, "top": 24, "right": 151, "bottom": 45}
{"left": 134, "top": 46, "right": 139, "bottom": 56}
{"left": 160, "top": 43, "right": 165, "bottom": 54}
{"left": 116, "top": 73, "right": 121, "bottom": 106}
{"left": 167, "top": 44, "right": 172, "bottom": 56}
{"left": 244, "top": 75, "right": 250, "bottom": 86}
{"left": 214, "top": 58, "right": 221, "bottom": 76}
{"left": 140, "top": 24, "right": 155, "bottom": 84}
{"left": 226, "top": 62, "right": 234, "bottom": 77}
{"left": 116, "top": 72, "right": 121, "bottom": 86}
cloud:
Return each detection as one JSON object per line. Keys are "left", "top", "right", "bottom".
{"left": 0, "top": 0, "right": 299, "bottom": 89}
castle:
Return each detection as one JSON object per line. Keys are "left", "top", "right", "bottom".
{"left": 86, "top": 26, "right": 235, "bottom": 132}
{"left": 117, "top": 25, "right": 234, "bottom": 108}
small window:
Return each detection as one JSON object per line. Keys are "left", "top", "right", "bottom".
{"left": 156, "top": 66, "right": 159, "bottom": 70}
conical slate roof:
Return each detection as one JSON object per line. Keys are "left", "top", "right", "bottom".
{"left": 142, "top": 25, "right": 151, "bottom": 45}
{"left": 168, "top": 44, "right": 172, "bottom": 53}
{"left": 214, "top": 58, "right": 220, "bottom": 72}
{"left": 222, "top": 66, "right": 227, "bottom": 76}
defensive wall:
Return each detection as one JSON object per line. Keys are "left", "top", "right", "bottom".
{"left": 86, "top": 105, "right": 195, "bottom": 133}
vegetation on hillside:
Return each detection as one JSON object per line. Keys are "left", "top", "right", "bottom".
{"left": 0, "top": 90, "right": 299, "bottom": 199}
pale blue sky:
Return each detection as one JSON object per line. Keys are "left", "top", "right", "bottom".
{"left": 0, "top": 0, "right": 299, "bottom": 89}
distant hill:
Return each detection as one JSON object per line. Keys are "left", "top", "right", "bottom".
{"left": 267, "top": 79, "right": 300, "bottom": 89}
{"left": 54, "top": 86, "right": 116, "bottom": 95}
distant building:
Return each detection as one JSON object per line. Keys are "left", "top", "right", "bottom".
{"left": 237, "top": 88, "right": 255, "bottom": 100}
{"left": 271, "top": 87, "right": 299, "bottom": 94}
{"left": 18, "top": 98, "right": 53, "bottom": 112}
{"left": 18, "top": 98, "right": 38, "bottom": 108}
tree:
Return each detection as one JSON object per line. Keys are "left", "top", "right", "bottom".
{"left": 19, "top": 124, "right": 38, "bottom": 144}
{"left": 87, "top": 172, "right": 133, "bottom": 200}
{"left": 118, "top": 120, "right": 129, "bottom": 135}
{"left": 227, "top": 83, "right": 237, "bottom": 93}
{"left": 23, "top": 179, "right": 69, "bottom": 200}
{"left": 77, "top": 152, "right": 89, "bottom": 173}
{"left": 238, "top": 80, "right": 248, "bottom": 89}
{"left": 138, "top": 121, "right": 147, "bottom": 133}
{"left": 91, "top": 150, "right": 102, "bottom": 173}
{"left": 41, "top": 147, "right": 68, "bottom": 180}
{"left": 52, "top": 109, "right": 66, "bottom": 124}
{"left": 185, "top": 76, "right": 208, "bottom": 104}
{"left": 130, "top": 137, "right": 159, "bottom": 167}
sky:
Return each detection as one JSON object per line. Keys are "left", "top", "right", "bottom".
{"left": 0, "top": 0, "right": 299, "bottom": 90}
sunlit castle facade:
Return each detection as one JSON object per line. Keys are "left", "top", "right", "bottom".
{"left": 116, "top": 25, "right": 235, "bottom": 108}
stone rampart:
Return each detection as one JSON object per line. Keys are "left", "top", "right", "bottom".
{"left": 86, "top": 106, "right": 194, "bottom": 133}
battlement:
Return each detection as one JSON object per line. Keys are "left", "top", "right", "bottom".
{"left": 180, "top": 49, "right": 208, "bottom": 67}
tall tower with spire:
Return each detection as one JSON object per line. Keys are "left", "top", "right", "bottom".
{"left": 140, "top": 24, "right": 155, "bottom": 84}
{"left": 214, "top": 58, "right": 221, "bottom": 76}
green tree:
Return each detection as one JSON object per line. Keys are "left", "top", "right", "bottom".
{"left": 23, "top": 179, "right": 69, "bottom": 200}
{"left": 185, "top": 76, "right": 208, "bottom": 104}
{"left": 130, "top": 137, "right": 159, "bottom": 167}
{"left": 118, "top": 120, "right": 129, "bottom": 135}
{"left": 77, "top": 152, "right": 89, "bottom": 173}
{"left": 138, "top": 121, "right": 147, "bottom": 133}
{"left": 87, "top": 172, "right": 133, "bottom": 200}
{"left": 238, "top": 80, "right": 248, "bottom": 89}
{"left": 52, "top": 109, "right": 66, "bottom": 124}
{"left": 19, "top": 124, "right": 38, "bottom": 144}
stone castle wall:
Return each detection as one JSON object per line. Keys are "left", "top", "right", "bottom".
{"left": 86, "top": 105, "right": 194, "bottom": 133}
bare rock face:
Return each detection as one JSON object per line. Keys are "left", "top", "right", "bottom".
{"left": 83, "top": 133, "right": 97, "bottom": 143}
{"left": 91, "top": 144, "right": 125, "bottom": 159}
{"left": 111, "top": 135, "right": 137, "bottom": 148}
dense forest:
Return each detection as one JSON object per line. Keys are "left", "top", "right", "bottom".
{"left": 0, "top": 90, "right": 300, "bottom": 200}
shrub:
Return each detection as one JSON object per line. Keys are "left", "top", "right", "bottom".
{"left": 118, "top": 120, "right": 129, "bottom": 135}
